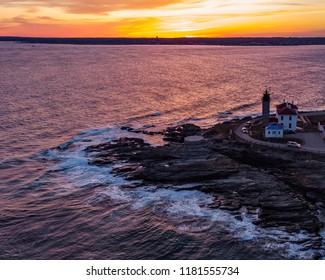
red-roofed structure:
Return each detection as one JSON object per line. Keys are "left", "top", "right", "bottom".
{"left": 277, "top": 107, "right": 297, "bottom": 116}
{"left": 276, "top": 102, "right": 298, "bottom": 110}
{"left": 275, "top": 101, "right": 298, "bottom": 131}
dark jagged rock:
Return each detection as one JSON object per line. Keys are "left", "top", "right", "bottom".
{"left": 85, "top": 137, "right": 149, "bottom": 152}
{"left": 163, "top": 124, "right": 202, "bottom": 143}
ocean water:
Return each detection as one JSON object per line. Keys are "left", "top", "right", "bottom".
{"left": 0, "top": 42, "right": 325, "bottom": 259}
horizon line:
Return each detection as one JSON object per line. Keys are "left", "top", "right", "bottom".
{"left": 1, "top": 35, "right": 325, "bottom": 39}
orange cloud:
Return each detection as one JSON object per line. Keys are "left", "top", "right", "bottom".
{"left": 1, "top": 0, "right": 189, "bottom": 14}
{"left": 0, "top": 1, "right": 324, "bottom": 37}
{"left": 0, "top": 17, "right": 120, "bottom": 37}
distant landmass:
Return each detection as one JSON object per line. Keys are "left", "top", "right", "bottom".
{"left": 1, "top": 36, "right": 325, "bottom": 46}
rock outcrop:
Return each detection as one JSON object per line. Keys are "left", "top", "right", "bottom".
{"left": 85, "top": 124, "right": 325, "bottom": 256}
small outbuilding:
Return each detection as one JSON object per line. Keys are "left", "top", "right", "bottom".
{"left": 265, "top": 123, "right": 284, "bottom": 138}
{"left": 319, "top": 121, "right": 325, "bottom": 137}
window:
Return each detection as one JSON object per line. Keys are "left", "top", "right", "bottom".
{"left": 289, "top": 116, "right": 292, "bottom": 121}
{"left": 289, "top": 123, "right": 292, "bottom": 129}
{"left": 281, "top": 116, "right": 284, "bottom": 121}
{"left": 268, "top": 131, "right": 271, "bottom": 134}
{"left": 278, "top": 131, "right": 281, "bottom": 134}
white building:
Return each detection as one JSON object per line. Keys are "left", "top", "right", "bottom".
{"left": 276, "top": 102, "right": 298, "bottom": 132}
{"left": 265, "top": 123, "right": 284, "bottom": 138}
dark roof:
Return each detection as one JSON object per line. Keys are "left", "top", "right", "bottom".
{"left": 277, "top": 107, "right": 297, "bottom": 115}
{"left": 276, "top": 102, "right": 298, "bottom": 110}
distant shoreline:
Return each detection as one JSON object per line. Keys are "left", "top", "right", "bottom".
{"left": 1, "top": 36, "right": 325, "bottom": 46}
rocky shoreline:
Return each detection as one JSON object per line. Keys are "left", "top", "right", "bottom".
{"left": 84, "top": 123, "right": 325, "bottom": 258}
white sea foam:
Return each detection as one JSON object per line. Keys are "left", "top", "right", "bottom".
{"left": 89, "top": 185, "right": 132, "bottom": 204}
{"left": 46, "top": 127, "right": 135, "bottom": 188}
{"left": 124, "top": 186, "right": 258, "bottom": 240}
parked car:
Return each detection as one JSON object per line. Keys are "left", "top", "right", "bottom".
{"left": 244, "top": 121, "right": 251, "bottom": 128}
{"left": 287, "top": 141, "right": 301, "bottom": 148}
{"left": 242, "top": 127, "right": 249, "bottom": 134}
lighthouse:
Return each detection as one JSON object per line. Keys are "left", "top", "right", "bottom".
{"left": 262, "top": 89, "right": 270, "bottom": 127}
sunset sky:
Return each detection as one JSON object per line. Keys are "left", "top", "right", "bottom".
{"left": 0, "top": 0, "right": 324, "bottom": 37}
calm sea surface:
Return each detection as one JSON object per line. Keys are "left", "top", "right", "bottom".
{"left": 0, "top": 42, "right": 325, "bottom": 259}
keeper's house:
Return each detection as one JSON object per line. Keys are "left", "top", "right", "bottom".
{"left": 276, "top": 102, "right": 298, "bottom": 132}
